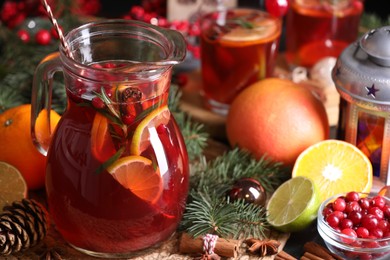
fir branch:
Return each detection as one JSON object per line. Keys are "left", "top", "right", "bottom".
{"left": 190, "top": 148, "right": 288, "bottom": 194}
{"left": 181, "top": 190, "right": 269, "bottom": 239}
{"left": 169, "top": 84, "right": 208, "bottom": 161}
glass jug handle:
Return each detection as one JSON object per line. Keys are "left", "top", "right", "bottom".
{"left": 31, "top": 52, "right": 62, "bottom": 156}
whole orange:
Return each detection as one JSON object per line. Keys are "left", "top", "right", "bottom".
{"left": 0, "top": 104, "right": 60, "bottom": 190}
{"left": 226, "top": 78, "right": 329, "bottom": 167}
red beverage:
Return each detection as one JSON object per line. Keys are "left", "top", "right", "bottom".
{"left": 200, "top": 8, "right": 281, "bottom": 115}
{"left": 285, "top": 0, "right": 363, "bottom": 68}
{"left": 32, "top": 20, "right": 188, "bottom": 257}
{"left": 45, "top": 70, "right": 189, "bottom": 254}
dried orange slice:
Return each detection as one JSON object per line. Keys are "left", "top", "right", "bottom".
{"left": 91, "top": 113, "right": 116, "bottom": 162}
{"left": 130, "top": 105, "right": 170, "bottom": 155}
{"left": 0, "top": 161, "right": 27, "bottom": 212}
{"left": 292, "top": 140, "right": 373, "bottom": 202}
{"left": 106, "top": 155, "right": 163, "bottom": 204}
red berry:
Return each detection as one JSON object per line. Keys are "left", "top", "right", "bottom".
{"left": 372, "top": 195, "right": 386, "bottom": 209}
{"left": 265, "top": 0, "right": 289, "bottom": 18}
{"left": 378, "top": 219, "right": 389, "bottom": 231}
{"left": 326, "top": 213, "right": 340, "bottom": 228}
{"left": 348, "top": 211, "right": 363, "bottom": 225}
{"left": 17, "top": 29, "right": 30, "bottom": 43}
{"left": 35, "top": 29, "right": 52, "bottom": 45}
{"left": 50, "top": 26, "right": 63, "bottom": 39}
{"left": 361, "top": 214, "right": 379, "bottom": 230}
{"left": 370, "top": 228, "right": 384, "bottom": 239}
{"left": 340, "top": 218, "right": 353, "bottom": 230}
{"left": 359, "top": 197, "right": 371, "bottom": 210}
{"left": 345, "top": 201, "right": 361, "bottom": 214}
{"left": 368, "top": 207, "right": 384, "bottom": 220}
{"left": 341, "top": 228, "right": 357, "bottom": 244}
{"left": 383, "top": 205, "right": 390, "bottom": 218}
{"left": 92, "top": 97, "right": 105, "bottom": 109}
{"left": 122, "top": 114, "right": 136, "bottom": 125}
{"left": 356, "top": 227, "right": 370, "bottom": 238}
{"left": 333, "top": 197, "right": 347, "bottom": 212}
{"left": 345, "top": 191, "right": 360, "bottom": 202}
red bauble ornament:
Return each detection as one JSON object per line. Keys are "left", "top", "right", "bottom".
{"left": 17, "top": 29, "right": 30, "bottom": 43}
{"left": 265, "top": 0, "right": 290, "bottom": 17}
{"left": 35, "top": 29, "right": 52, "bottom": 45}
{"left": 229, "top": 178, "right": 267, "bottom": 207}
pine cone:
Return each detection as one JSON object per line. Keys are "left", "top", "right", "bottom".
{"left": 0, "top": 199, "right": 49, "bottom": 256}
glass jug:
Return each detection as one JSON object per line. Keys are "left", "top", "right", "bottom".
{"left": 31, "top": 20, "right": 189, "bottom": 257}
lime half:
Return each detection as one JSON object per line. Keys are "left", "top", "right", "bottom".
{"left": 266, "top": 176, "right": 321, "bottom": 233}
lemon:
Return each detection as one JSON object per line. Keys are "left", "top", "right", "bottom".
{"left": 292, "top": 139, "right": 373, "bottom": 202}
{"left": 0, "top": 161, "right": 28, "bottom": 212}
{"left": 266, "top": 176, "right": 321, "bottom": 233}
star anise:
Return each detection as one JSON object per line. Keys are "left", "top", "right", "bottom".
{"left": 244, "top": 238, "right": 281, "bottom": 257}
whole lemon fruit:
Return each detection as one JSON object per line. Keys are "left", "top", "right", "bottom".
{"left": 0, "top": 104, "right": 60, "bottom": 190}
{"left": 226, "top": 78, "right": 329, "bottom": 167}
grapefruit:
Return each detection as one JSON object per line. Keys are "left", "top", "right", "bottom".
{"left": 226, "top": 78, "right": 329, "bottom": 167}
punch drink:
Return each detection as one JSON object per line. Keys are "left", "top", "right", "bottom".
{"left": 285, "top": 0, "right": 363, "bottom": 68}
{"left": 200, "top": 8, "right": 281, "bottom": 115}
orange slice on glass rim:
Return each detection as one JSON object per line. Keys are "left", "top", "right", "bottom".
{"left": 292, "top": 139, "right": 373, "bottom": 202}
{"left": 130, "top": 105, "right": 170, "bottom": 155}
{"left": 106, "top": 155, "right": 163, "bottom": 203}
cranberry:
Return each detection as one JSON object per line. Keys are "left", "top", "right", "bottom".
{"left": 333, "top": 197, "right": 347, "bottom": 212}
{"left": 348, "top": 211, "right": 363, "bottom": 225}
{"left": 345, "top": 201, "right": 361, "bottom": 213}
{"left": 122, "top": 114, "right": 135, "bottom": 125}
{"left": 340, "top": 218, "right": 353, "bottom": 230}
{"left": 370, "top": 228, "right": 384, "bottom": 239}
{"left": 372, "top": 196, "right": 386, "bottom": 209}
{"left": 341, "top": 228, "right": 357, "bottom": 244}
{"left": 322, "top": 205, "right": 334, "bottom": 218}
{"left": 345, "top": 191, "right": 360, "bottom": 202}
{"left": 359, "top": 197, "right": 371, "bottom": 210}
{"left": 356, "top": 227, "right": 370, "bottom": 238}
{"left": 92, "top": 97, "right": 105, "bottom": 109}
{"left": 326, "top": 213, "right": 340, "bottom": 228}
{"left": 361, "top": 214, "right": 379, "bottom": 230}
{"left": 383, "top": 205, "right": 390, "bottom": 218}
{"left": 368, "top": 207, "right": 384, "bottom": 220}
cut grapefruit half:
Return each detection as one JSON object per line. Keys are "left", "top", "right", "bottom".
{"left": 107, "top": 155, "right": 163, "bottom": 204}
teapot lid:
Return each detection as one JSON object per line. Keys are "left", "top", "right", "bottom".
{"left": 332, "top": 26, "right": 390, "bottom": 107}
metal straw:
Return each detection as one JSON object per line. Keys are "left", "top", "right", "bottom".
{"left": 41, "top": 0, "right": 73, "bottom": 58}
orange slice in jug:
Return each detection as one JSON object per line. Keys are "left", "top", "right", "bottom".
{"left": 106, "top": 155, "right": 163, "bottom": 203}
{"left": 130, "top": 105, "right": 170, "bottom": 155}
{"left": 91, "top": 113, "right": 116, "bottom": 162}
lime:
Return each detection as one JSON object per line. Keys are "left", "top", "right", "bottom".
{"left": 130, "top": 105, "right": 170, "bottom": 155}
{"left": 107, "top": 155, "right": 162, "bottom": 204}
{"left": 266, "top": 176, "right": 321, "bottom": 233}
{"left": 0, "top": 161, "right": 28, "bottom": 212}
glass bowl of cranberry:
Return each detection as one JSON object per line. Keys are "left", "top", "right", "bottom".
{"left": 317, "top": 191, "right": 390, "bottom": 259}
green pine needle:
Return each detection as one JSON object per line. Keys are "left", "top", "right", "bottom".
{"left": 181, "top": 189, "right": 269, "bottom": 239}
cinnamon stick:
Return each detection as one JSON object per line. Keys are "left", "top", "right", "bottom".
{"left": 303, "top": 252, "right": 326, "bottom": 260}
{"left": 303, "top": 242, "right": 342, "bottom": 260}
{"left": 178, "top": 232, "right": 239, "bottom": 258}
{"left": 276, "top": 250, "right": 298, "bottom": 260}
